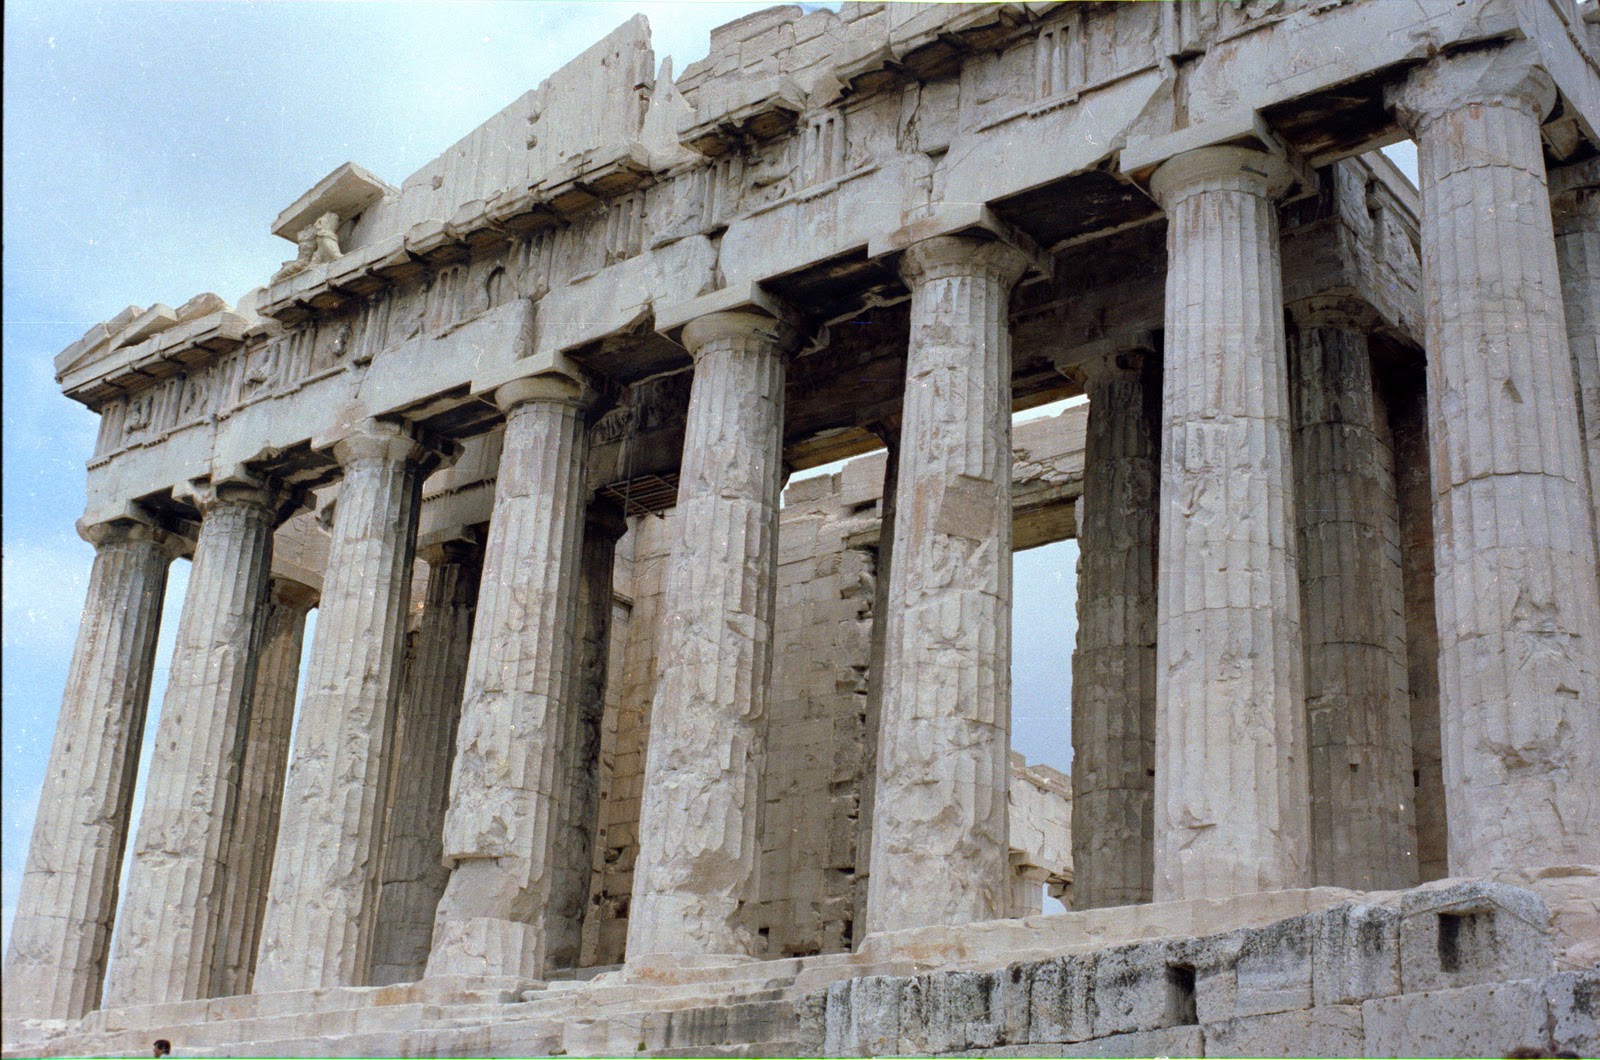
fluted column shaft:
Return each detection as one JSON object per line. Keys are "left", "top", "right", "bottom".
{"left": 852, "top": 426, "right": 899, "bottom": 945}
{"left": 1391, "top": 47, "right": 1600, "bottom": 873}
{"left": 253, "top": 421, "right": 449, "bottom": 993}
{"left": 1391, "top": 376, "right": 1448, "bottom": 880}
{"left": 1070, "top": 351, "right": 1159, "bottom": 910}
{"left": 1147, "top": 145, "right": 1311, "bottom": 901}
{"left": 428, "top": 377, "right": 590, "bottom": 979}
{"left": 627, "top": 311, "right": 790, "bottom": 959}
{"left": 546, "top": 500, "right": 626, "bottom": 970}
{"left": 2, "top": 522, "right": 180, "bottom": 1021}
{"left": 212, "top": 578, "right": 317, "bottom": 998}
{"left": 368, "top": 543, "right": 481, "bottom": 987}
{"left": 1550, "top": 160, "right": 1600, "bottom": 566}
{"left": 865, "top": 235, "right": 1030, "bottom": 936}
{"left": 1288, "top": 312, "right": 1417, "bottom": 889}
{"left": 107, "top": 482, "right": 291, "bottom": 1007}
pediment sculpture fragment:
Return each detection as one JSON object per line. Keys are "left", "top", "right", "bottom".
{"left": 271, "top": 211, "right": 343, "bottom": 284}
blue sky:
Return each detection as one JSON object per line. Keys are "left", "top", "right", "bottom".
{"left": 1, "top": 1, "right": 1419, "bottom": 955}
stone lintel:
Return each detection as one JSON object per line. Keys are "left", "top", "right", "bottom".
{"left": 465, "top": 301, "right": 577, "bottom": 399}
{"left": 1285, "top": 292, "right": 1386, "bottom": 334}
{"left": 867, "top": 202, "right": 1052, "bottom": 284}
{"left": 271, "top": 162, "right": 394, "bottom": 243}
{"left": 415, "top": 523, "right": 486, "bottom": 560}
{"left": 653, "top": 282, "right": 807, "bottom": 350}
{"left": 1056, "top": 330, "right": 1160, "bottom": 384}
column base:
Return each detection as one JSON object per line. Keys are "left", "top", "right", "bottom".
{"left": 425, "top": 917, "right": 541, "bottom": 980}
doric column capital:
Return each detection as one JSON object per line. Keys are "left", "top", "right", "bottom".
{"left": 1147, "top": 144, "right": 1296, "bottom": 210}
{"left": 175, "top": 472, "right": 306, "bottom": 525}
{"left": 585, "top": 495, "right": 629, "bottom": 544}
{"left": 268, "top": 576, "right": 320, "bottom": 614}
{"left": 1066, "top": 347, "right": 1153, "bottom": 393}
{"left": 1286, "top": 293, "right": 1384, "bottom": 334}
{"left": 898, "top": 233, "right": 1033, "bottom": 291}
{"left": 862, "top": 415, "right": 903, "bottom": 450}
{"left": 331, "top": 418, "right": 459, "bottom": 477}
{"left": 680, "top": 309, "right": 802, "bottom": 361}
{"left": 415, "top": 533, "right": 484, "bottom": 569}
{"left": 1386, "top": 41, "right": 1555, "bottom": 137}
{"left": 494, "top": 370, "right": 593, "bottom": 414}
{"left": 76, "top": 517, "right": 187, "bottom": 558}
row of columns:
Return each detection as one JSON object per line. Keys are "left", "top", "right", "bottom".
{"left": 6, "top": 40, "right": 1600, "bottom": 1022}
{"left": 1067, "top": 40, "right": 1600, "bottom": 903}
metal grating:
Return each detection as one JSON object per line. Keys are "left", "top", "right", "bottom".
{"left": 600, "top": 473, "right": 680, "bottom": 517}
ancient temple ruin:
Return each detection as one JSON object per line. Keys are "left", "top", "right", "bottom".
{"left": 5, "top": 1, "right": 1599, "bottom": 1056}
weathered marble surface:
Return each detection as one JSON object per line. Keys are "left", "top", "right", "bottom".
{"left": 1146, "top": 145, "right": 1311, "bottom": 902}
{"left": 1390, "top": 43, "right": 1600, "bottom": 875}
{"left": 2, "top": 522, "right": 182, "bottom": 1022}
{"left": 628, "top": 310, "right": 791, "bottom": 959}
{"left": 429, "top": 376, "right": 592, "bottom": 980}
{"left": 213, "top": 578, "right": 317, "bottom": 998}
{"left": 1551, "top": 157, "right": 1600, "bottom": 572}
{"left": 545, "top": 500, "right": 626, "bottom": 970}
{"left": 1288, "top": 307, "right": 1417, "bottom": 891}
{"left": 107, "top": 480, "right": 295, "bottom": 1008}
{"left": 866, "top": 234, "right": 1031, "bottom": 936}
{"left": 254, "top": 421, "right": 450, "bottom": 993}
{"left": 1070, "top": 351, "right": 1158, "bottom": 911}
{"left": 369, "top": 543, "right": 481, "bottom": 987}
{"left": 16, "top": 0, "right": 1600, "bottom": 1052}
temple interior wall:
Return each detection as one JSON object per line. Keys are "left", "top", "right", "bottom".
{"left": 578, "top": 407, "right": 1083, "bottom": 966}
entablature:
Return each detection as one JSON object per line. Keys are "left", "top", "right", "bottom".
{"left": 60, "top": 0, "right": 1589, "bottom": 528}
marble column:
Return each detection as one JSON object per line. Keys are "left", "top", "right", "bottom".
{"left": 1287, "top": 302, "right": 1417, "bottom": 890}
{"left": 212, "top": 578, "right": 317, "bottom": 998}
{"left": 546, "top": 499, "right": 627, "bottom": 971}
{"left": 852, "top": 422, "right": 899, "bottom": 946}
{"left": 1147, "top": 145, "right": 1311, "bottom": 901}
{"left": 2, "top": 520, "right": 182, "bottom": 1022}
{"left": 1069, "top": 350, "right": 1159, "bottom": 910}
{"left": 1390, "top": 45, "right": 1600, "bottom": 873}
{"left": 368, "top": 541, "right": 481, "bottom": 987}
{"left": 1390, "top": 373, "right": 1448, "bottom": 881}
{"left": 627, "top": 309, "right": 792, "bottom": 959}
{"left": 428, "top": 375, "right": 591, "bottom": 980}
{"left": 1550, "top": 159, "right": 1600, "bottom": 565}
{"left": 107, "top": 478, "right": 298, "bottom": 1008}
{"left": 253, "top": 420, "right": 451, "bottom": 993}
{"left": 865, "top": 234, "right": 1031, "bottom": 936}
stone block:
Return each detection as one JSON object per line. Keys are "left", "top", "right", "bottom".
{"left": 1363, "top": 979, "right": 1549, "bottom": 1058}
{"left": 1202, "top": 1004, "right": 1362, "bottom": 1058}
{"left": 1545, "top": 970, "right": 1600, "bottom": 1057}
{"left": 963, "top": 966, "right": 1031, "bottom": 1049}
{"left": 1310, "top": 901, "right": 1400, "bottom": 1006}
{"left": 1398, "top": 880, "right": 1552, "bottom": 992}
{"left": 1026, "top": 954, "right": 1096, "bottom": 1044}
{"left": 947, "top": 1025, "right": 1205, "bottom": 1058}
{"left": 824, "top": 976, "right": 902, "bottom": 1056}
{"left": 897, "top": 970, "right": 991, "bottom": 1055}
{"left": 1089, "top": 938, "right": 1198, "bottom": 1039}
{"left": 1192, "top": 914, "right": 1313, "bottom": 1022}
